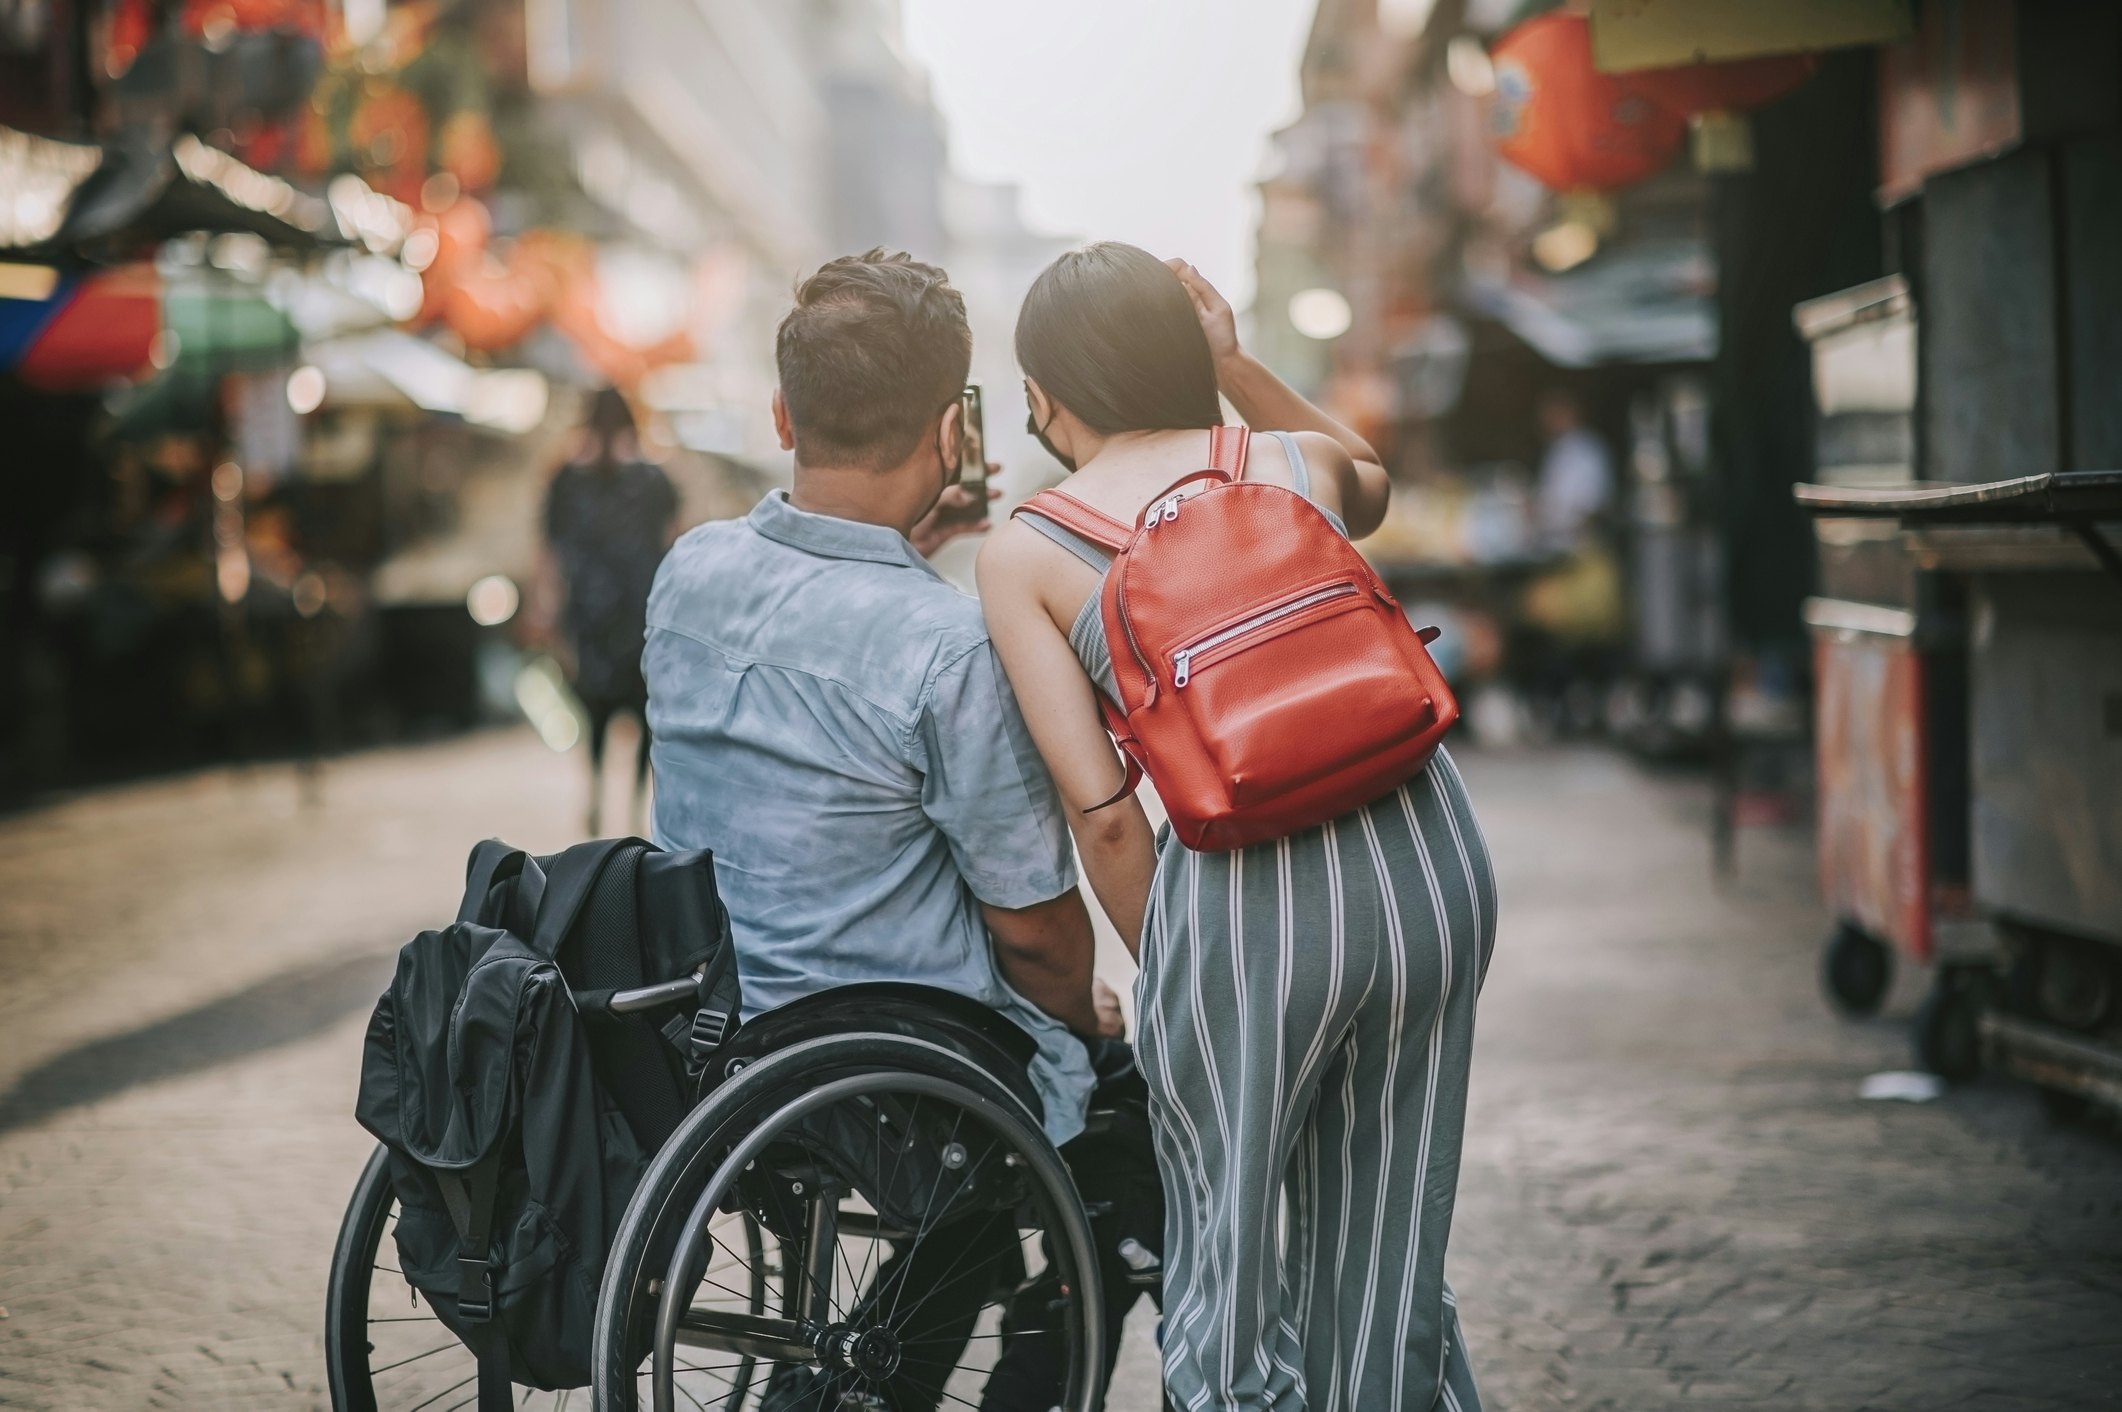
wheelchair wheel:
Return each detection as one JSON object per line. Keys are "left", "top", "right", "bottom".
{"left": 592, "top": 1032, "right": 1105, "bottom": 1412}
{"left": 326, "top": 1142, "right": 766, "bottom": 1410}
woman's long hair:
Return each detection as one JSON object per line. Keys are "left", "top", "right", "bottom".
{"left": 1015, "top": 242, "right": 1223, "bottom": 434}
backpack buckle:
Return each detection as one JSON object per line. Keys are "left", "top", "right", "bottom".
{"left": 688, "top": 1006, "right": 735, "bottom": 1070}
{"left": 457, "top": 1256, "right": 496, "bottom": 1324}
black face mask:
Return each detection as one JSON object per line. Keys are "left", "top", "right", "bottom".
{"left": 1027, "top": 406, "right": 1076, "bottom": 474}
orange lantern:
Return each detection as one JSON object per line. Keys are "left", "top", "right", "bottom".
{"left": 443, "top": 262, "right": 546, "bottom": 352}
{"left": 1614, "top": 52, "right": 1819, "bottom": 118}
{"left": 181, "top": 0, "right": 327, "bottom": 37}
{"left": 414, "top": 194, "right": 493, "bottom": 323}
{"left": 1489, "top": 11, "right": 1686, "bottom": 192}
{"left": 437, "top": 111, "right": 502, "bottom": 194}
{"left": 347, "top": 81, "right": 430, "bottom": 205}
{"left": 104, "top": 0, "right": 151, "bottom": 77}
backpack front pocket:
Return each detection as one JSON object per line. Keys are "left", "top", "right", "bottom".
{"left": 1173, "top": 584, "right": 1439, "bottom": 806}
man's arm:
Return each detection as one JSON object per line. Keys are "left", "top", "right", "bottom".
{"left": 981, "top": 890, "right": 1106, "bottom": 1039}
{"left": 978, "top": 528, "right": 1157, "bottom": 954}
{"left": 915, "top": 637, "right": 1121, "bottom": 1037}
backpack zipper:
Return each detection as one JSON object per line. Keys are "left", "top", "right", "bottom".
{"left": 1172, "top": 582, "right": 1360, "bottom": 687}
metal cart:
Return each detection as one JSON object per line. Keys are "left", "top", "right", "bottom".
{"left": 1795, "top": 472, "right": 2122, "bottom": 1109}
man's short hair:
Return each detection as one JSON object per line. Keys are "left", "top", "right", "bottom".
{"left": 776, "top": 249, "right": 972, "bottom": 472}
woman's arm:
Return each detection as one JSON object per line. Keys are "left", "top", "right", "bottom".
{"left": 977, "top": 527, "right": 1159, "bottom": 955}
{"left": 1167, "top": 259, "right": 1392, "bottom": 540}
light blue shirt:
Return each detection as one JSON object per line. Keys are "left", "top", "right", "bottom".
{"left": 644, "top": 490, "right": 1093, "bottom": 1144}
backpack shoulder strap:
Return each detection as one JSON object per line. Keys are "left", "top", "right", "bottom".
{"left": 1267, "top": 429, "right": 1312, "bottom": 499}
{"left": 1211, "top": 424, "right": 1251, "bottom": 480}
{"left": 1011, "top": 488, "right": 1132, "bottom": 553}
{"left": 457, "top": 840, "right": 532, "bottom": 927}
{"left": 530, "top": 838, "right": 640, "bottom": 960}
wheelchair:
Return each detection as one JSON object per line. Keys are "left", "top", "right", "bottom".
{"left": 326, "top": 981, "right": 1118, "bottom": 1412}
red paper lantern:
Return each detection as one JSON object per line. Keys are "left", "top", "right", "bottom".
{"left": 1489, "top": 11, "right": 1686, "bottom": 192}
{"left": 1614, "top": 51, "right": 1818, "bottom": 118}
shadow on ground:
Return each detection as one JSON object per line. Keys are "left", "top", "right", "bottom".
{"left": 0, "top": 950, "right": 394, "bottom": 1134}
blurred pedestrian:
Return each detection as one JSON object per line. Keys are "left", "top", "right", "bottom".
{"left": 1532, "top": 385, "right": 1614, "bottom": 551}
{"left": 539, "top": 388, "right": 677, "bottom": 835}
{"left": 1521, "top": 386, "right": 1623, "bottom": 732}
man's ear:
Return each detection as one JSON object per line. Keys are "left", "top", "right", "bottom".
{"left": 771, "top": 389, "right": 795, "bottom": 452}
{"left": 937, "top": 397, "right": 963, "bottom": 466}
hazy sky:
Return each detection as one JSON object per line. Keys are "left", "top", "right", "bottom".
{"left": 900, "top": 0, "right": 1318, "bottom": 313}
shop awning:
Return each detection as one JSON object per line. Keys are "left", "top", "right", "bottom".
{"left": 1587, "top": 0, "right": 1911, "bottom": 71}
{"left": 1460, "top": 235, "right": 1716, "bottom": 368}
{"left": 0, "top": 126, "right": 339, "bottom": 258}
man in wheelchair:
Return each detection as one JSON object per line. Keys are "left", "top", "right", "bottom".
{"left": 643, "top": 249, "right": 1165, "bottom": 1411}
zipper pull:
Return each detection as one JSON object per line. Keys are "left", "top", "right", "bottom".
{"left": 1162, "top": 496, "right": 1182, "bottom": 524}
{"left": 1173, "top": 651, "right": 1191, "bottom": 688}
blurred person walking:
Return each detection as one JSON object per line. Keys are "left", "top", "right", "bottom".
{"left": 539, "top": 387, "right": 678, "bottom": 835}
{"left": 1521, "top": 386, "right": 1624, "bottom": 733}
{"left": 981, "top": 244, "right": 1497, "bottom": 1412}
{"left": 1531, "top": 385, "right": 1614, "bottom": 551}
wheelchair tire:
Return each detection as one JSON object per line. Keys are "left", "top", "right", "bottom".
{"left": 325, "top": 1141, "right": 766, "bottom": 1410}
{"left": 592, "top": 1031, "right": 1106, "bottom": 1412}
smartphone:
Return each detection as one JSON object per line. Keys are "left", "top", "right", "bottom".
{"left": 938, "top": 384, "right": 987, "bottom": 525}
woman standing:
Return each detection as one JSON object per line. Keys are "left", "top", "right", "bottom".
{"left": 977, "top": 244, "right": 1496, "bottom": 1412}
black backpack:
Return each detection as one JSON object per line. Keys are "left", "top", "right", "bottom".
{"left": 355, "top": 837, "right": 741, "bottom": 1407}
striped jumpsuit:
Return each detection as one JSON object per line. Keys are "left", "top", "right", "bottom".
{"left": 1019, "top": 432, "right": 1496, "bottom": 1412}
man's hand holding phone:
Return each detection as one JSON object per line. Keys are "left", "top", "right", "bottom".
{"left": 911, "top": 473, "right": 1001, "bottom": 557}
{"left": 911, "top": 384, "right": 995, "bottom": 558}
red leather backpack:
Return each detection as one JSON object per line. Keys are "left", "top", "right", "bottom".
{"left": 1016, "top": 426, "right": 1458, "bottom": 852}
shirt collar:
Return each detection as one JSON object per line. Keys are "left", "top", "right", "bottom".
{"left": 746, "top": 489, "right": 940, "bottom": 579}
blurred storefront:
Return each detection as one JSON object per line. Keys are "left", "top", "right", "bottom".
{"left": 1249, "top": 0, "right": 1892, "bottom": 756}
{"left": 0, "top": 0, "right": 941, "bottom": 797}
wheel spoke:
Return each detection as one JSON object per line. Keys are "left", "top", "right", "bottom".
{"left": 900, "top": 1327, "right": 1055, "bottom": 1343}
{"left": 861, "top": 1094, "right": 921, "bottom": 1299}
{"left": 870, "top": 1109, "right": 971, "bottom": 1325}
{"left": 922, "top": 1383, "right": 984, "bottom": 1411}
{"left": 370, "top": 1341, "right": 459, "bottom": 1375}
{"left": 403, "top": 1371, "right": 478, "bottom": 1411}
{"left": 694, "top": 1272, "right": 767, "bottom": 1308}
{"left": 878, "top": 1149, "right": 1008, "bottom": 1333}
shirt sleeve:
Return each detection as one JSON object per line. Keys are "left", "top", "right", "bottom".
{"left": 914, "top": 639, "right": 1079, "bottom": 909}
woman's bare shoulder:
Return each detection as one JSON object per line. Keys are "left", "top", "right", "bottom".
{"left": 1249, "top": 428, "right": 1355, "bottom": 508}
{"left": 980, "top": 512, "right": 1104, "bottom": 636}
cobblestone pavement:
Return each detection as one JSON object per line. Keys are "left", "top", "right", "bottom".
{"left": 0, "top": 731, "right": 2116, "bottom": 1410}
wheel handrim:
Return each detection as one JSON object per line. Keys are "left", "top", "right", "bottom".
{"left": 650, "top": 1070, "right": 1103, "bottom": 1412}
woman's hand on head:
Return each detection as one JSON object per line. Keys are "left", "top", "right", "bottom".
{"left": 1166, "top": 259, "right": 1241, "bottom": 368}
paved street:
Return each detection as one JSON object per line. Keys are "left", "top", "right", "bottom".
{"left": 1, "top": 730, "right": 2117, "bottom": 1410}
